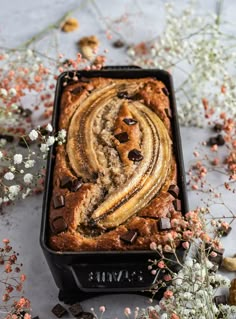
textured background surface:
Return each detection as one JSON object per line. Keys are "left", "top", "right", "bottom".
{"left": 0, "top": 0, "right": 235, "bottom": 318}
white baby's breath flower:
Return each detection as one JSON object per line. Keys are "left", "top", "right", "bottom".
{"left": 4, "top": 172, "right": 14, "bottom": 180}
{"left": 9, "top": 88, "right": 17, "bottom": 96}
{"left": 58, "top": 129, "right": 67, "bottom": 140}
{"left": 23, "top": 173, "right": 33, "bottom": 184}
{"left": 46, "top": 123, "right": 53, "bottom": 132}
{"left": 46, "top": 136, "right": 55, "bottom": 146}
{"left": 29, "top": 129, "right": 38, "bottom": 141}
{"left": 0, "top": 151, "right": 3, "bottom": 159}
{"left": 24, "top": 160, "right": 35, "bottom": 168}
{"left": 22, "top": 188, "right": 31, "bottom": 199}
{"left": 9, "top": 185, "right": 20, "bottom": 195}
{"left": 14, "top": 154, "right": 23, "bottom": 164}
{"left": 0, "top": 88, "right": 8, "bottom": 97}
{"left": 40, "top": 143, "right": 49, "bottom": 153}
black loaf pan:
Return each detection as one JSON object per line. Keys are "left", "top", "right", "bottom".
{"left": 40, "top": 66, "right": 188, "bottom": 303}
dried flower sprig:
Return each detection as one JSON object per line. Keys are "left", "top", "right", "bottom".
{"left": 0, "top": 239, "right": 31, "bottom": 319}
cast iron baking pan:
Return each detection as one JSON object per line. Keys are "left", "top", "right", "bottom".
{"left": 40, "top": 66, "right": 188, "bottom": 302}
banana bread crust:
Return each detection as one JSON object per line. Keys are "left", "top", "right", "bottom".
{"left": 49, "top": 77, "right": 184, "bottom": 251}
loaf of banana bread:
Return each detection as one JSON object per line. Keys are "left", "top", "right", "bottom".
{"left": 49, "top": 76, "right": 184, "bottom": 251}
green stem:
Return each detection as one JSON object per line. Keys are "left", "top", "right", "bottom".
{"left": 215, "top": 0, "right": 224, "bottom": 26}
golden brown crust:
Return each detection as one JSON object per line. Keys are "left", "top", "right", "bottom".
{"left": 49, "top": 76, "right": 184, "bottom": 252}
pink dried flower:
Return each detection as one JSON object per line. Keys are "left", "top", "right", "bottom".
{"left": 150, "top": 242, "right": 157, "bottom": 250}
{"left": 164, "top": 290, "right": 173, "bottom": 299}
{"left": 99, "top": 306, "right": 106, "bottom": 313}
{"left": 124, "top": 307, "right": 131, "bottom": 316}
{"left": 182, "top": 241, "right": 190, "bottom": 249}
{"left": 157, "top": 261, "right": 165, "bottom": 269}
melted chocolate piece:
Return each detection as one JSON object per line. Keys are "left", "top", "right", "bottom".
{"left": 208, "top": 134, "right": 225, "bottom": 146}
{"left": 21, "top": 108, "right": 32, "bottom": 118}
{"left": 60, "top": 176, "right": 72, "bottom": 188}
{"left": 162, "top": 87, "right": 169, "bottom": 96}
{"left": 120, "top": 230, "right": 138, "bottom": 244}
{"left": 77, "top": 312, "right": 95, "bottom": 319}
{"left": 114, "top": 132, "right": 129, "bottom": 143}
{"left": 219, "top": 226, "right": 232, "bottom": 237}
{"left": 123, "top": 118, "right": 137, "bottom": 125}
{"left": 0, "top": 134, "right": 14, "bottom": 142}
{"left": 53, "top": 195, "right": 65, "bottom": 209}
{"left": 158, "top": 217, "right": 171, "bottom": 231}
{"left": 52, "top": 217, "right": 68, "bottom": 234}
{"left": 51, "top": 304, "right": 67, "bottom": 318}
{"left": 117, "top": 91, "right": 129, "bottom": 99}
{"left": 113, "top": 39, "right": 125, "bottom": 48}
{"left": 69, "top": 302, "right": 83, "bottom": 317}
{"left": 69, "top": 178, "right": 83, "bottom": 192}
{"left": 173, "top": 199, "right": 182, "bottom": 211}
{"left": 128, "top": 149, "right": 143, "bottom": 162}
{"left": 168, "top": 185, "right": 180, "bottom": 198}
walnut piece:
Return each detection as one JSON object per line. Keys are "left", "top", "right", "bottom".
{"left": 222, "top": 257, "right": 236, "bottom": 271}
{"left": 61, "top": 17, "right": 79, "bottom": 32}
{"left": 78, "top": 36, "right": 99, "bottom": 60}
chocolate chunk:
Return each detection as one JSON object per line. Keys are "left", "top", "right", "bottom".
{"left": 158, "top": 217, "right": 171, "bottom": 231}
{"left": 128, "top": 149, "right": 143, "bottom": 162}
{"left": 162, "top": 87, "right": 169, "bottom": 96}
{"left": 52, "top": 217, "right": 68, "bottom": 234}
{"left": 213, "top": 123, "right": 223, "bottom": 132}
{"left": 216, "top": 134, "right": 225, "bottom": 146}
{"left": 21, "top": 108, "right": 32, "bottom": 118}
{"left": 69, "top": 178, "right": 83, "bottom": 192}
{"left": 214, "top": 295, "right": 227, "bottom": 306}
{"left": 219, "top": 226, "right": 232, "bottom": 237}
{"left": 18, "top": 136, "right": 33, "bottom": 148}
{"left": 60, "top": 176, "right": 72, "bottom": 188}
{"left": 208, "top": 251, "right": 223, "bottom": 266}
{"left": 114, "top": 132, "right": 129, "bottom": 143}
{"left": 32, "top": 316, "right": 40, "bottom": 319}
{"left": 173, "top": 199, "right": 182, "bottom": 211}
{"left": 71, "top": 86, "right": 84, "bottom": 95}
{"left": 77, "top": 312, "right": 95, "bottom": 319}
{"left": 123, "top": 118, "right": 137, "bottom": 125}
{"left": 113, "top": 39, "right": 125, "bottom": 48}
{"left": 51, "top": 303, "right": 67, "bottom": 318}
{"left": 208, "top": 134, "right": 225, "bottom": 146}
{"left": 0, "top": 134, "right": 14, "bottom": 142}
{"left": 120, "top": 230, "right": 138, "bottom": 244}
{"left": 168, "top": 185, "right": 179, "bottom": 198}
{"left": 53, "top": 195, "right": 65, "bottom": 209}
{"left": 69, "top": 302, "right": 83, "bottom": 317}
{"left": 117, "top": 91, "right": 129, "bottom": 99}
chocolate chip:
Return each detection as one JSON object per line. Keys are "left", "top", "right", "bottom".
{"left": 51, "top": 217, "right": 68, "bottom": 234}
{"left": 69, "top": 302, "right": 83, "bottom": 317}
{"left": 158, "top": 217, "right": 171, "bottom": 231}
{"left": 0, "top": 134, "right": 14, "bottom": 142}
{"left": 216, "top": 134, "right": 225, "bottom": 146}
{"left": 21, "top": 108, "right": 32, "bottom": 118}
{"left": 117, "top": 91, "right": 129, "bottom": 99}
{"left": 219, "top": 226, "right": 232, "bottom": 237}
{"left": 51, "top": 303, "right": 67, "bottom": 318}
{"left": 120, "top": 230, "right": 138, "bottom": 244}
{"left": 207, "top": 134, "right": 225, "bottom": 146}
{"left": 162, "top": 87, "right": 169, "bottom": 96}
{"left": 71, "top": 86, "right": 84, "bottom": 95}
{"left": 60, "top": 176, "right": 72, "bottom": 188}
{"left": 123, "top": 118, "right": 137, "bottom": 125}
{"left": 173, "top": 199, "right": 182, "bottom": 211}
{"left": 53, "top": 195, "right": 65, "bottom": 209}
{"left": 213, "top": 123, "right": 223, "bottom": 132}
{"left": 69, "top": 178, "right": 83, "bottom": 192}
{"left": 168, "top": 185, "right": 179, "bottom": 198}
{"left": 128, "top": 149, "right": 143, "bottom": 162}
{"left": 113, "top": 39, "right": 125, "bottom": 48}
{"left": 77, "top": 312, "right": 95, "bottom": 319}
{"left": 214, "top": 295, "right": 227, "bottom": 306}
{"left": 114, "top": 132, "right": 129, "bottom": 143}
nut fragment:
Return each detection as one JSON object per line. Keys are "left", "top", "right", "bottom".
{"left": 78, "top": 36, "right": 99, "bottom": 60}
{"left": 61, "top": 18, "right": 79, "bottom": 32}
{"left": 229, "top": 279, "right": 236, "bottom": 305}
{"left": 222, "top": 257, "right": 236, "bottom": 271}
